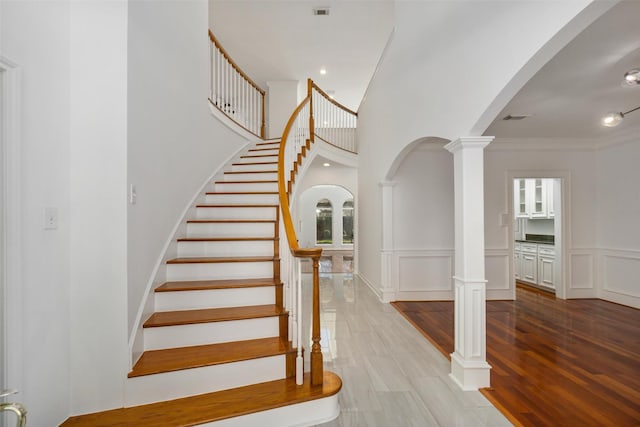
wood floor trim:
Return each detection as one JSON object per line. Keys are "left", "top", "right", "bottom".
{"left": 61, "top": 372, "right": 341, "bottom": 427}
{"left": 155, "top": 278, "right": 281, "bottom": 292}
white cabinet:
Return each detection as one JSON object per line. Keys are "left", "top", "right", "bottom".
{"left": 515, "top": 242, "right": 555, "bottom": 290}
{"left": 515, "top": 179, "right": 528, "bottom": 218}
{"left": 513, "top": 178, "right": 554, "bottom": 219}
{"left": 514, "top": 242, "right": 522, "bottom": 280}
{"left": 537, "top": 244, "right": 555, "bottom": 289}
{"left": 520, "top": 243, "right": 538, "bottom": 284}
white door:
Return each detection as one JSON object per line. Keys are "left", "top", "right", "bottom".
{"left": 1, "top": 56, "right": 24, "bottom": 427}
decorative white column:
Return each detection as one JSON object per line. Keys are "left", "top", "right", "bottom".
{"left": 379, "top": 181, "right": 396, "bottom": 302}
{"left": 444, "top": 136, "right": 494, "bottom": 390}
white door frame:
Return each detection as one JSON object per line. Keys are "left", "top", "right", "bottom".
{"left": 1, "top": 55, "right": 23, "bottom": 396}
{"left": 507, "top": 170, "right": 571, "bottom": 300}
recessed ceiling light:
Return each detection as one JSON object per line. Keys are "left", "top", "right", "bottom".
{"left": 323, "top": 162, "right": 331, "bottom": 167}
{"left": 320, "top": 68, "right": 327, "bottom": 75}
{"left": 624, "top": 68, "right": 640, "bottom": 86}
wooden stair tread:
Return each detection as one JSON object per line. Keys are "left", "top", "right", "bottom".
{"left": 248, "top": 147, "right": 279, "bottom": 152}
{"left": 128, "top": 337, "right": 292, "bottom": 377}
{"left": 256, "top": 140, "right": 280, "bottom": 145}
{"left": 177, "top": 237, "right": 275, "bottom": 242}
{"left": 62, "top": 372, "right": 341, "bottom": 426}
{"left": 187, "top": 219, "right": 276, "bottom": 223}
{"left": 232, "top": 161, "right": 278, "bottom": 166}
{"left": 156, "top": 278, "right": 280, "bottom": 292}
{"left": 215, "top": 180, "right": 277, "bottom": 184}
{"left": 224, "top": 170, "right": 278, "bottom": 174}
{"left": 205, "top": 191, "right": 278, "bottom": 195}
{"left": 196, "top": 204, "right": 278, "bottom": 208}
{"left": 144, "top": 304, "right": 286, "bottom": 328}
{"left": 167, "top": 256, "right": 276, "bottom": 264}
{"left": 241, "top": 154, "right": 278, "bottom": 158}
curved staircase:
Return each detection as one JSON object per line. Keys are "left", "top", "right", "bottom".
{"left": 62, "top": 140, "right": 341, "bottom": 426}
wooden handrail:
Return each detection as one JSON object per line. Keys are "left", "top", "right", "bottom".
{"left": 208, "top": 30, "right": 265, "bottom": 95}
{"left": 309, "top": 79, "right": 358, "bottom": 117}
{"left": 209, "top": 29, "right": 266, "bottom": 138}
{"left": 278, "top": 79, "right": 357, "bottom": 387}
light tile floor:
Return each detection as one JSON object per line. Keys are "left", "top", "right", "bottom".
{"left": 302, "top": 273, "right": 512, "bottom": 427}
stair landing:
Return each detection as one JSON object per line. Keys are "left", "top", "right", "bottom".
{"left": 61, "top": 371, "right": 341, "bottom": 426}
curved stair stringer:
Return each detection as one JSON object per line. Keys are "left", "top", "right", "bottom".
{"left": 127, "top": 136, "right": 260, "bottom": 369}
{"left": 114, "top": 138, "right": 342, "bottom": 426}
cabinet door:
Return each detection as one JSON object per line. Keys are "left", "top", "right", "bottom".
{"left": 538, "top": 256, "right": 555, "bottom": 289}
{"left": 547, "top": 179, "right": 555, "bottom": 218}
{"left": 514, "top": 252, "right": 521, "bottom": 280}
{"left": 530, "top": 179, "right": 548, "bottom": 218}
{"left": 521, "top": 253, "right": 537, "bottom": 283}
{"left": 514, "top": 179, "right": 528, "bottom": 218}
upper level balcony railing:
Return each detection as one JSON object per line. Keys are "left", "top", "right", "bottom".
{"left": 208, "top": 30, "right": 265, "bottom": 138}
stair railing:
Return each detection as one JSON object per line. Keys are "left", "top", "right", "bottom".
{"left": 310, "top": 81, "right": 358, "bottom": 153}
{"left": 278, "top": 79, "right": 357, "bottom": 387}
{"left": 208, "top": 29, "right": 266, "bottom": 138}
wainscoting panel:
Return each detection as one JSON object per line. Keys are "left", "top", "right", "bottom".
{"left": 394, "top": 250, "right": 454, "bottom": 300}
{"left": 600, "top": 249, "right": 640, "bottom": 308}
{"left": 568, "top": 252, "right": 595, "bottom": 291}
{"left": 485, "top": 250, "right": 513, "bottom": 300}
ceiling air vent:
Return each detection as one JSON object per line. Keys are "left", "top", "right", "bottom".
{"left": 503, "top": 114, "right": 532, "bottom": 121}
{"left": 313, "top": 7, "right": 330, "bottom": 16}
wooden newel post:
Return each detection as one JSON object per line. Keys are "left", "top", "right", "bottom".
{"left": 310, "top": 254, "right": 323, "bottom": 385}
{"left": 308, "top": 79, "right": 315, "bottom": 143}
{"left": 260, "top": 92, "right": 266, "bottom": 139}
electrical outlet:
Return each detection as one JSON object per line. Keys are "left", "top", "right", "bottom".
{"left": 44, "top": 207, "right": 58, "bottom": 230}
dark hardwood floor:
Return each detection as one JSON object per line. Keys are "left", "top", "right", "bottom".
{"left": 392, "top": 286, "right": 640, "bottom": 427}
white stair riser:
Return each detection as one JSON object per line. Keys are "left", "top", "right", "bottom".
{"left": 155, "top": 287, "right": 275, "bottom": 311}
{"left": 205, "top": 193, "right": 279, "bottom": 205}
{"left": 241, "top": 154, "right": 278, "bottom": 162}
{"left": 231, "top": 163, "right": 278, "bottom": 172}
{"left": 215, "top": 182, "right": 277, "bottom": 192}
{"left": 196, "top": 206, "right": 277, "bottom": 220}
{"left": 223, "top": 172, "right": 278, "bottom": 182}
{"left": 177, "top": 240, "right": 273, "bottom": 257}
{"left": 248, "top": 148, "right": 279, "bottom": 156}
{"left": 166, "top": 261, "right": 273, "bottom": 282}
{"left": 199, "top": 395, "right": 340, "bottom": 427}
{"left": 125, "top": 355, "right": 285, "bottom": 407}
{"left": 187, "top": 222, "right": 274, "bottom": 238}
{"left": 144, "top": 317, "right": 279, "bottom": 351}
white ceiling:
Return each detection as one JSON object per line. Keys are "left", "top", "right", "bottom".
{"left": 211, "top": 1, "right": 640, "bottom": 141}
{"left": 210, "top": 0, "right": 394, "bottom": 112}
{"left": 484, "top": 0, "right": 640, "bottom": 139}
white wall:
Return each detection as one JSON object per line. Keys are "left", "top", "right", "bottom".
{"left": 1, "top": 2, "right": 72, "bottom": 424}
{"left": 127, "top": 0, "right": 248, "bottom": 344}
{"left": 390, "top": 142, "right": 455, "bottom": 300}
{"left": 266, "top": 80, "right": 299, "bottom": 139}
{"left": 69, "top": 0, "right": 128, "bottom": 415}
{"left": 356, "top": 1, "right": 599, "bottom": 295}
{"left": 298, "top": 186, "right": 354, "bottom": 249}
{"left": 525, "top": 218, "right": 554, "bottom": 235}
{"left": 596, "top": 137, "right": 640, "bottom": 308}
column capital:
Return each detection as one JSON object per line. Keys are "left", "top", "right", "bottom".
{"left": 444, "top": 136, "right": 494, "bottom": 153}
{"left": 378, "top": 180, "right": 397, "bottom": 188}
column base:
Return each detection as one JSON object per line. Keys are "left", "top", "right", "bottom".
{"left": 449, "top": 351, "right": 491, "bottom": 391}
